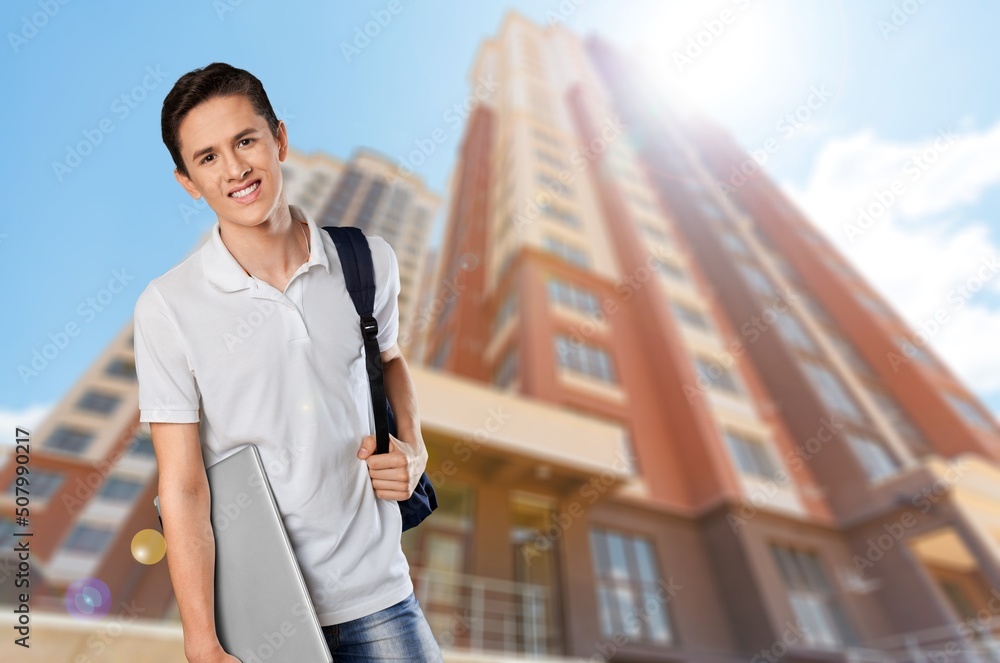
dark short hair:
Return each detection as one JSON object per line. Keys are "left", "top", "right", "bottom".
{"left": 161, "top": 62, "right": 280, "bottom": 178}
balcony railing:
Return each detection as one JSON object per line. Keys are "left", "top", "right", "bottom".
{"left": 413, "top": 566, "right": 560, "bottom": 656}
{"left": 842, "top": 622, "right": 1000, "bottom": 662}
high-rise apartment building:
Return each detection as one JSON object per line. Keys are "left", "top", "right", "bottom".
{"left": 281, "top": 146, "right": 441, "bottom": 356}
{"left": 5, "top": 10, "right": 1000, "bottom": 663}
{"left": 416, "top": 10, "right": 1000, "bottom": 661}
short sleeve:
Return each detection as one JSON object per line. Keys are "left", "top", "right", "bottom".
{"left": 370, "top": 236, "right": 401, "bottom": 353}
{"left": 133, "top": 283, "right": 201, "bottom": 423}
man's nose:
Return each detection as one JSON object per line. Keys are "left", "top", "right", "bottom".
{"left": 225, "top": 153, "right": 252, "bottom": 182}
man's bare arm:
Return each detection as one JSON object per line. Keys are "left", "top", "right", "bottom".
{"left": 363, "top": 345, "right": 427, "bottom": 499}
{"left": 382, "top": 344, "right": 424, "bottom": 450}
{"left": 150, "top": 421, "right": 236, "bottom": 662}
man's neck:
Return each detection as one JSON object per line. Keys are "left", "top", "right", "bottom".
{"left": 218, "top": 204, "right": 309, "bottom": 281}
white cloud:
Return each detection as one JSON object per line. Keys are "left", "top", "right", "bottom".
{"left": 0, "top": 403, "right": 54, "bottom": 448}
{"left": 781, "top": 118, "right": 1000, "bottom": 406}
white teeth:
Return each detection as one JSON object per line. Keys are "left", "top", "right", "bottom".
{"left": 230, "top": 181, "right": 260, "bottom": 198}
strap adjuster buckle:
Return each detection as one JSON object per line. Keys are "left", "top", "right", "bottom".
{"left": 361, "top": 315, "right": 379, "bottom": 337}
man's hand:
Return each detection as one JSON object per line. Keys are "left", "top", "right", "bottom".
{"left": 358, "top": 433, "right": 428, "bottom": 500}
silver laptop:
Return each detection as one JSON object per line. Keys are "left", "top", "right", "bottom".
{"left": 155, "top": 444, "right": 332, "bottom": 662}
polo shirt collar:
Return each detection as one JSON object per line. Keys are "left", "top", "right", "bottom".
{"left": 201, "top": 204, "right": 331, "bottom": 292}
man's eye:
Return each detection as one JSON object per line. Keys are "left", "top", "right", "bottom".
{"left": 200, "top": 154, "right": 215, "bottom": 165}
{"left": 239, "top": 138, "right": 255, "bottom": 147}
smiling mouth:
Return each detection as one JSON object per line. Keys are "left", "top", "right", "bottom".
{"left": 229, "top": 180, "right": 261, "bottom": 199}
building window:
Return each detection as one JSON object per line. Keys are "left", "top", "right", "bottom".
{"left": 128, "top": 430, "right": 156, "bottom": 458}
{"left": 97, "top": 476, "right": 144, "bottom": 502}
{"left": 939, "top": 580, "right": 979, "bottom": 621}
{"left": 946, "top": 393, "right": 996, "bottom": 431}
{"left": 828, "top": 334, "right": 872, "bottom": 375}
{"left": 321, "top": 167, "right": 362, "bottom": 226}
{"left": 5, "top": 469, "right": 64, "bottom": 499}
{"left": 799, "top": 294, "right": 833, "bottom": 325}
{"left": 697, "top": 200, "right": 723, "bottom": 220}
{"left": 543, "top": 236, "right": 589, "bottom": 268}
{"left": 105, "top": 357, "right": 136, "bottom": 380}
{"left": 589, "top": 528, "right": 672, "bottom": 644}
{"left": 493, "top": 346, "right": 518, "bottom": 389}
{"left": 896, "top": 336, "right": 940, "bottom": 371}
{"left": 825, "top": 256, "right": 854, "bottom": 280}
{"left": 641, "top": 223, "right": 671, "bottom": 245}
{"left": 431, "top": 335, "right": 453, "bottom": 370}
{"left": 847, "top": 433, "right": 900, "bottom": 482}
{"left": 774, "top": 311, "right": 816, "bottom": 352}
{"left": 438, "top": 288, "right": 457, "bottom": 328}
{"left": 721, "top": 232, "right": 749, "bottom": 256}
{"left": 554, "top": 336, "right": 617, "bottom": 383}
{"left": 628, "top": 192, "right": 654, "bottom": 214}
{"left": 46, "top": 426, "right": 95, "bottom": 454}
{"left": 536, "top": 173, "right": 572, "bottom": 198}
{"left": 659, "top": 259, "right": 687, "bottom": 283}
{"left": 540, "top": 201, "right": 581, "bottom": 228}
{"left": 770, "top": 545, "right": 856, "bottom": 647}
{"left": 683, "top": 178, "right": 704, "bottom": 194}
{"left": 694, "top": 357, "right": 741, "bottom": 394}
{"left": 496, "top": 247, "right": 517, "bottom": 283}
{"left": 859, "top": 292, "right": 894, "bottom": 319}
{"left": 753, "top": 226, "right": 775, "bottom": 250}
{"left": 866, "top": 389, "right": 928, "bottom": 452}
{"left": 671, "top": 301, "right": 709, "bottom": 331}
{"left": 61, "top": 523, "right": 115, "bottom": 555}
{"left": 800, "top": 360, "right": 864, "bottom": 421}
{"left": 402, "top": 481, "right": 474, "bottom": 576}
{"left": 492, "top": 289, "right": 519, "bottom": 337}
{"left": 772, "top": 256, "right": 800, "bottom": 283}
{"left": 799, "top": 227, "right": 825, "bottom": 246}
{"left": 0, "top": 516, "right": 17, "bottom": 549}
{"left": 534, "top": 148, "right": 568, "bottom": 171}
{"left": 739, "top": 263, "right": 777, "bottom": 298}
{"left": 532, "top": 128, "right": 563, "bottom": 150}
{"left": 724, "top": 431, "right": 779, "bottom": 479}
{"left": 547, "top": 278, "right": 600, "bottom": 316}
{"left": 76, "top": 390, "right": 122, "bottom": 415}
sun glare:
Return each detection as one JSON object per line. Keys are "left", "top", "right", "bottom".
{"left": 634, "top": 1, "right": 787, "bottom": 120}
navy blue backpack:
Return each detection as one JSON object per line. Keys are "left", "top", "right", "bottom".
{"left": 322, "top": 225, "right": 438, "bottom": 532}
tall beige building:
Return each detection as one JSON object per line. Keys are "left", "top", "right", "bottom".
{"left": 5, "top": 10, "right": 1000, "bottom": 663}
{"left": 283, "top": 147, "right": 441, "bottom": 356}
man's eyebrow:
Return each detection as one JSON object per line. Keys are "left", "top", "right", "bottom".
{"left": 191, "top": 128, "right": 259, "bottom": 161}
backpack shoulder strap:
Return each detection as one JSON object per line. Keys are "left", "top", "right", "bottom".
{"left": 323, "top": 225, "right": 375, "bottom": 316}
{"left": 321, "top": 225, "right": 391, "bottom": 455}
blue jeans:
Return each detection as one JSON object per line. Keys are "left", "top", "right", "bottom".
{"left": 321, "top": 591, "right": 444, "bottom": 662}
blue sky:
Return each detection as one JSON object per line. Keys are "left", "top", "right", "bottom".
{"left": 2, "top": 0, "right": 999, "bottom": 429}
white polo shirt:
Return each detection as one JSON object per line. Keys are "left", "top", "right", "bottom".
{"left": 132, "top": 203, "right": 413, "bottom": 626}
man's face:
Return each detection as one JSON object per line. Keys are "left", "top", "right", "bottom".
{"left": 173, "top": 94, "right": 287, "bottom": 227}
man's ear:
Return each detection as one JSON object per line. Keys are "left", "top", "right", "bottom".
{"left": 174, "top": 168, "right": 202, "bottom": 199}
{"left": 276, "top": 120, "right": 289, "bottom": 163}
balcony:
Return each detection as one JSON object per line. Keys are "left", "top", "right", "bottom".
{"left": 411, "top": 364, "right": 634, "bottom": 487}
{"left": 414, "top": 566, "right": 587, "bottom": 659}
{"left": 0, "top": 565, "right": 594, "bottom": 662}
{"left": 841, "top": 623, "right": 1000, "bottom": 662}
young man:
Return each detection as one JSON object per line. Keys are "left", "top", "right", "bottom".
{"left": 134, "top": 62, "right": 443, "bottom": 662}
